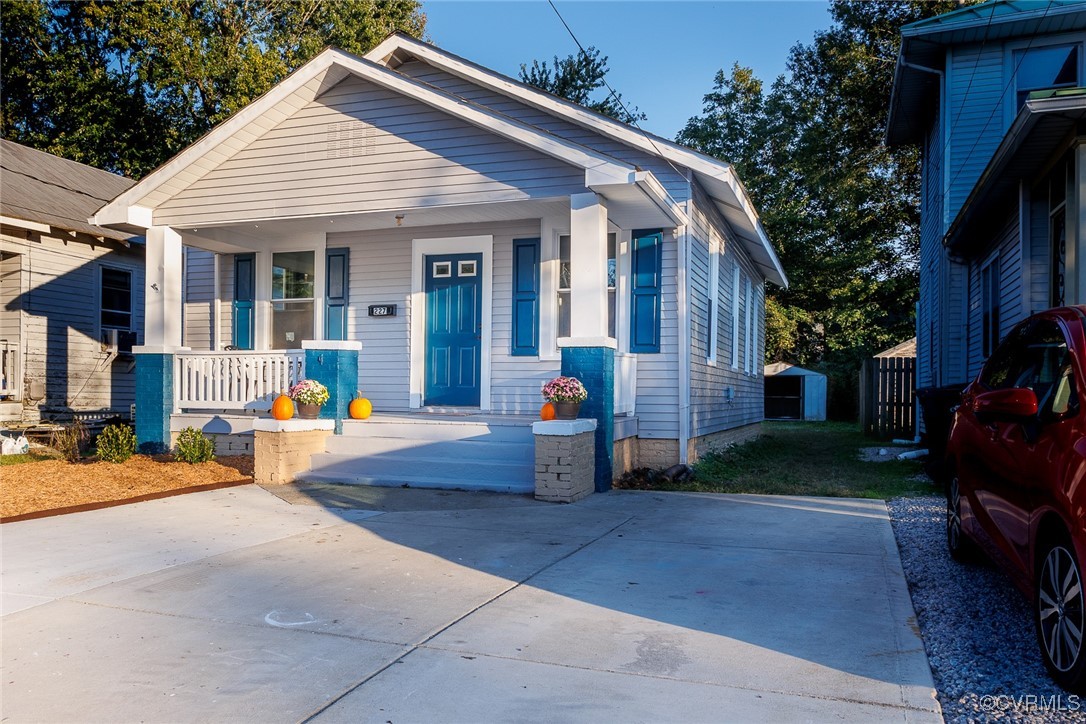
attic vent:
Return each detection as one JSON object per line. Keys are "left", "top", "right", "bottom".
{"left": 326, "top": 120, "right": 374, "bottom": 159}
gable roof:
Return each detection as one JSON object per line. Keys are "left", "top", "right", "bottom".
{"left": 92, "top": 36, "right": 786, "bottom": 286}
{"left": 1, "top": 139, "right": 134, "bottom": 241}
{"left": 886, "top": 0, "right": 1086, "bottom": 145}
{"left": 365, "top": 34, "right": 786, "bottom": 287}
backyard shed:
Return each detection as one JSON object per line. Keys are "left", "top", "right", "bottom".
{"left": 763, "top": 363, "right": 827, "bottom": 421}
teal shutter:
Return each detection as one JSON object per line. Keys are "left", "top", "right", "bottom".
{"left": 511, "top": 238, "right": 540, "bottom": 356}
{"left": 325, "top": 247, "right": 349, "bottom": 340}
{"left": 232, "top": 253, "right": 255, "bottom": 350}
{"left": 630, "top": 229, "right": 663, "bottom": 353}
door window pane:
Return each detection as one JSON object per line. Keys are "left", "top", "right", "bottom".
{"left": 272, "top": 300, "right": 314, "bottom": 349}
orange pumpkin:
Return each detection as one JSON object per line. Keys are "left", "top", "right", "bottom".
{"left": 271, "top": 394, "right": 294, "bottom": 421}
{"left": 349, "top": 396, "right": 373, "bottom": 420}
{"left": 540, "top": 402, "right": 557, "bottom": 421}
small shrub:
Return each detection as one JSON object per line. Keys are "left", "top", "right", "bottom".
{"left": 174, "top": 426, "right": 216, "bottom": 464}
{"left": 51, "top": 420, "right": 87, "bottom": 463}
{"left": 96, "top": 423, "right": 137, "bottom": 463}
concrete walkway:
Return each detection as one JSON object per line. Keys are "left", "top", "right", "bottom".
{"left": 1, "top": 485, "right": 941, "bottom": 723}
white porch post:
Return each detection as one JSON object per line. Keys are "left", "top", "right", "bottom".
{"left": 567, "top": 192, "right": 610, "bottom": 342}
{"left": 144, "top": 225, "right": 184, "bottom": 349}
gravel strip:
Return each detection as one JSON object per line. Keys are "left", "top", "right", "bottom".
{"left": 888, "top": 496, "right": 1086, "bottom": 723}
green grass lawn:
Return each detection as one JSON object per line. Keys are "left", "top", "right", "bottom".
{"left": 0, "top": 452, "right": 56, "bottom": 466}
{"left": 662, "top": 421, "right": 937, "bottom": 500}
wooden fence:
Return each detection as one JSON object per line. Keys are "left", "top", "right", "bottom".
{"left": 860, "top": 356, "right": 916, "bottom": 439}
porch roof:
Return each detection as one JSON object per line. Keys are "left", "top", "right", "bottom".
{"left": 944, "top": 89, "right": 1086, "bottom": 255}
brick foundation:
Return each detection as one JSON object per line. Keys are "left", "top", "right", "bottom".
{"left": 169, "top": 431, "right": 254, "bottom": 457}
{"left": 612, "top": 436, "right": 639, "bottom": 479}
{"left": 689, "top": 423, "right": 762, "bottom": 461}
{"left": 252, "top": 419, "right": 334, "bottom": 485}
{"left": 533, "top": 419, "right": 597, "bottom": 503}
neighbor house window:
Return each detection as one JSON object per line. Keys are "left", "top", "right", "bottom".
{"left": 272, "top": 251, "right": 314, "bottom": 349}
{"left": 744, "top": 276, "right": 754, "bottom": 374}
{"left": 557, "top": 233, "right": 616, "bottom": 339}
{"left": 981, "top": 256, "right": 1000, "bottom": 359}
{"left": 1015, "top": 44, "right": 1079, "bottom": 108}
{"left": 100, "top": 266, "right": 132, "bottom": 330}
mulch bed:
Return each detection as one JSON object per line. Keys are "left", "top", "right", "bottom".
{"left": 1, "top": 455, "right": 254, "bottom": 521}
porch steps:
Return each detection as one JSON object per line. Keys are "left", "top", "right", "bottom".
{"left": 298, "top": 415, "right": 537, "bottom": 494}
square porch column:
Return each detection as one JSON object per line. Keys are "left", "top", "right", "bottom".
{"left": 559, "top": 192, "right": 615, "bottom": 492}
{"left": 134, "top": 225, "right": 187, "bottom": 453}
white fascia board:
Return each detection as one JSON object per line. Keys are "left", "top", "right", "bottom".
{"left": 367, "top": 36, "right": 779, "bottom": 282}
{"left": 91, "top": 204, "right": 154, "bottom": 231}
{"left": 92, "top": 50, "right": 342, "bottom": 229}
{"left": 0, "top": 215, "right": 50, "bottom": 233}
{"left": 698, "top": 170, "right": 787, "bottom": 288}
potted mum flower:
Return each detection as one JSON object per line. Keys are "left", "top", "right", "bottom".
{"left": 289, "top": 379, "right": 330, "bottom": 419}
{"left": 541, "top": 376, "right": 588, "bottom": 420}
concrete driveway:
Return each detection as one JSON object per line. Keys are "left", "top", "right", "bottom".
{"left": 1, "top": 484, "right": 940, "bottom": 723}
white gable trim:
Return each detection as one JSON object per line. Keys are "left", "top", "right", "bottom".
{"left": 367, "top": 35, "right": 786, "bottom": 287}
{"left": 92, "top": 48, "right": 648, "bottom": 232}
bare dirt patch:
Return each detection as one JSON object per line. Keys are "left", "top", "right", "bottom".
{"left": 1, "top": 455, "right": 254, "bottom": 519}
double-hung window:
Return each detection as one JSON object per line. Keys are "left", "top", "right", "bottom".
{"left": 1015, "top": 44, "right": 1079, "bottom": 108}
{"left": 557, "top": 232, "right": 617, "bottom": 339}
{"left": 981, "top": 256, "right": 1001, "bottom": 359}
{"left": 100, "top": 266, "right": 133, "bottom": 331}
{"left": 707, "top": 241, "right": 720, "bottom": 364}
{"left": 731, "top": 263, "right": 741, "bottom": 369}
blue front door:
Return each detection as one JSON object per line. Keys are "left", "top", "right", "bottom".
{"left": 424, "top": 253, "right": 482, "bottom": 407}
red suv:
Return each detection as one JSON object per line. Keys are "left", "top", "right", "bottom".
{"left": 946, "top": 305, "right": 1086, "bottom": 692}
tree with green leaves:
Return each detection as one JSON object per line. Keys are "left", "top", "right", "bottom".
{"left": 679, "top": 0, "right": 982, "bottom": 417}
{"left": 1, "top": 0, "right": 426, "bottom": 178}
{"left": 520, "top": 46, "right": 645, "bottom": 125}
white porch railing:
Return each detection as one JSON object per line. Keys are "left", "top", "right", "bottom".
{"left": 174, "top": 350, "right": 305, "bottom": 410}
{"left": 0, "top": 339, "right": 18, "bottom": 399}
{"left": 615, "top": 352, "right": 637, "bottom": 415}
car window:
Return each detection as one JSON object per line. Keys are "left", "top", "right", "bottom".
{"left": 1008, "top": 320, "right": 1078, "bottom": 420}
{"left": 979, "top": 324, "right": 1030, "bottom": 390}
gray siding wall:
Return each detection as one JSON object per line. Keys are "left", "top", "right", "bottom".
{"left": 918, "top": 104, "right": 943, "bottom": 390}
{"left": 0, "top": 228, "right": 144, "bottom": 416}
{"left": 946, "top": 43, "right": 1006, "bottom": 222}
{"left": 394, "top": 61, "right": 690, "bottom": 203}
{"left": 965, "top": 206, "right": 1023, "bottom": 379}
{"left": 183, "top": 247, "right": 215, "bottom": 350}
{"left": 155, "top": 75, "right": 589, "bottom": 227}
{"left": 687, "top": 182, "right": 765, "bottom": 438}
{"left": 1028, "top": 190, "right": 1052, "bottom": 315}
{"left": 635, "top": 228, "right": 680, "bottom": 439}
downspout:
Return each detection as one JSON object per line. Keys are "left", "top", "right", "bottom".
{"left": 677, "top": 172, "right": 693, "bottom": 464}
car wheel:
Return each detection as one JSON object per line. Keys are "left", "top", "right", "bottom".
{"left": 946, "top": 475, "right": 976, "bottom": 561}
{"left": 1036, "top": 537, "right": 1086, "bottom": 693}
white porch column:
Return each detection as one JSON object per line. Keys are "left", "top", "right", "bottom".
{"left": 145, "top": 225, "right": 184, "bottom": 349}
{"left": 567, "top": 192, "right": 610, "bottom": 342}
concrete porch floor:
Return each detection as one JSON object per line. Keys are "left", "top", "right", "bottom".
{"left": 1, "top": 484, "right": 940, "bottom": 723}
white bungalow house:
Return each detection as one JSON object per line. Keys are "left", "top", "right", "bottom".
{"left": 92, "top": 35, "right": 786, "bottom": 492}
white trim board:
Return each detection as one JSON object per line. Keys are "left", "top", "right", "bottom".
{"left": 409, "top": 235, "right": 494, "bottom": 410}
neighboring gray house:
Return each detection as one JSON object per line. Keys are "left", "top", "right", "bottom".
{"left": 92, "top": 35, "right": 786, "bottom": 488}
{"left": 0, "top": 140, "right": 143, "bottom": 424}
{"left": 887, "top": 0, "right": 1086, "bottom": 392}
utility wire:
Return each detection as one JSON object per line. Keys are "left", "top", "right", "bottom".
{"left": 546, "top": 0, "right": 690, "bottom": 182}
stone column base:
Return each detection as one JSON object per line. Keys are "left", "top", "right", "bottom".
{"left": 533, "top": 419, "right": 597, "bottom": 503}
{"left": 253, "top": 418, "right": 334, "bottom": 485}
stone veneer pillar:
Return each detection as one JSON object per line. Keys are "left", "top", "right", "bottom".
{"left": 252, "top": 418, "right": 334, "bottom": 485}
{"left": 301, "top": 341, "right": 361, "bottom": 434}
{"left": 532, "top": 419, "right": 597, "bottom": 503}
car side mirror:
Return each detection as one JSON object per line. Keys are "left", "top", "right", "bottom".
{"left": 974, "top": 388, "right": 1039, "bottom": 423}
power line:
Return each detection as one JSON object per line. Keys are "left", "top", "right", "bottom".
{"left": 938, "top": 0, "right": 998, "bottom": 166}
{"left": 545, "top": 0, "right": 689, "bottom": 182}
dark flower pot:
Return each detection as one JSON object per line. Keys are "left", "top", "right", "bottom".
{"left": 297, "top": 403, "right": 321, "bottom": 420}
{"left": 553, "top": 402, "right": 581, "bottom": 420}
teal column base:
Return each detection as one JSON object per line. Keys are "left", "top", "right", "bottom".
{"left": 134, "top": 352, "right": 174, "bottom": 454}
{"left": 303, "top": 342, "right": 361, "bottom": 434}
{"left": 561, "top": 346, "right": 615, "bottom": 492}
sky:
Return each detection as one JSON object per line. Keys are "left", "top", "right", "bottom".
{"left": 423, "top": 1, "right": 834, "bottom": 140}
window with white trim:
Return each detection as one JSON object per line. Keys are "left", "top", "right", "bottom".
{"left": 557, "top": 233, "right": 617, "bottom": 339}
{"left": 731, "top": 263, "right": 741, "bottom": 369}
{"left": 100, "top": 266, "right": 133, "bottom": 331}
{"left": 707, "top": 241, "right": 720, "bottom": 364}
{"left": 271, "top": 250, "right": 314, "bottom": 349}
{"left": 744, "top": 276, "right": 754, "bottom": 374}
{"left": 753, "top": 282, "right": 763, "bottom": 376}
